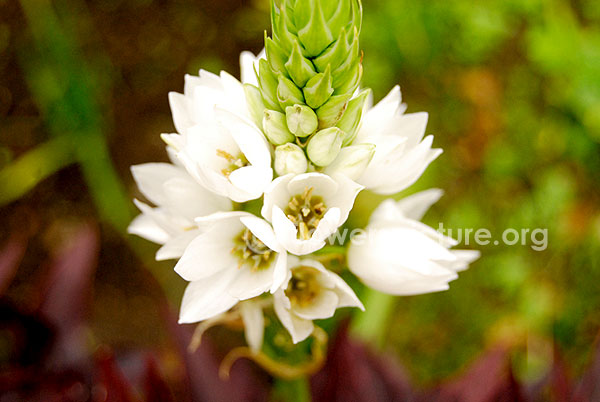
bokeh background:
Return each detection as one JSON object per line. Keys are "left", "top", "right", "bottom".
{"left": 1, "top": 0, "right": 600, "bottom": 398}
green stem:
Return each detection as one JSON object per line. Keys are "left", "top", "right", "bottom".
{"left": 351, "top": 288, "right": 395, "bottom": 348}
{"left": 0, "top": 136, "right": 75, "bottom": 206}
{"left": 273, "top": 377, "right": 311, "bottom": 402}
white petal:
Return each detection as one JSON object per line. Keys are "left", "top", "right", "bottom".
{"left": 274, "top": 292, "right": 314, "bottom": 344}
{"left": 173, "top": 224, "right": 240, "bottom": 281}
{"left": 325, "top": 174, "right": 363, "bottom": 224}
{"left": 261, "top": 174, "right": 294, "bottom": 222}
{"left": 169, "top": 92, "right": 193, "bottom": 134}
{"left": 127, "top": 213, "right": 170, "bottom": 245}
{"left": 394, "top": 189, "right": 444, "bottom": 221}
{"left": 329, "top": 272, "right": 364, "bottom": 310}
{"left": 239, "top": 50, "right": 262, "bottom": 86}
{"left": 228, "top": 264, "right": 275, "bottom": 300}
{"left": 270, "top": 252, "right": 289, "bottom": 293}
{"left": 228, "top": 165, "right": 273, "bottom": 200}
{"left": 239, "top": 300, "right": 264, "bottom": 352}
{"left": 293, "top": 289, "right": 339, "bottom": 320}
{"left": 131, "top": 163, "right": 184, "bottom": 207}
{"left": 156, "top": 230, "right": 202, "bottom": 261}
{"left": 216, "top": 108, "right": 271, "bottom": 167}
{"left": 178, "top": 270, "right": 238, "bottom": 324}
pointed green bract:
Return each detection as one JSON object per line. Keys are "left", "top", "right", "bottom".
{"left": 286, "top": 39, "right": 317, "bottom": 87}
{"left": 303, "top": 65, "right": 334, "bottom": 109}
{"left": 244, "top": 84, "right": 266, "bottom": 128}
{"left": 338, "top": 88, "right": 370, "bottom": 145}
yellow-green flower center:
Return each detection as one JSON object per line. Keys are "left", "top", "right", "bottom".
{"left": 231, "top": 228, "right": 275, "bottom": 272}
{"left": 217, "top": 149, "right": 249, "bottom": 177}
{"left": 285, "top": 266, "right": 322, "bottom": 308}
{"left": 284, "top": 187, "right": 327, "bottom": 240}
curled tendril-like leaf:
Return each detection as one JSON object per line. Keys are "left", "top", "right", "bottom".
{"left": 219, "top": 326, "right": 328, "bottom": 380}
{"left": 188, "top": 312, "right": 242, "bottom": 353}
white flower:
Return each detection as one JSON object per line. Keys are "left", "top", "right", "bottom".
{"left": 163, "top": 52, "right": 273, "bottom": 203}
{"left": 262, "top": 173, "right": 363, "bottom": 256}
{"left": 239, "top": 299, "right": 265, "bottom": 352}
{"left": 176, "top": 212, "right": 287, "bottom": 324}
{"left": 274, "top": 257, "right": 363, "bottom": 344}
{"left": 348, "top": 189, "right": 480, "bottom": 295}
{"left": 352, "top": 86, "right": 443, "bottom": 195}
{"left": 128, "top": 163, "right": 231, "bottom": 260}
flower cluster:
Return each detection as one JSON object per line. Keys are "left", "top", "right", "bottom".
{"left": 129, "top": 0, "right": 478, "bottom": 359}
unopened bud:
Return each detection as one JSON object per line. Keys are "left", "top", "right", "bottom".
{"left": 324, "top": 144, "right": 375, "bottom": 181}
{"left": 285, "top": 104, "right": 318, "bottom": 138}
{"left": 263, "top": 110, "right": 295, "bottom": 145}
{"left": 275, "top": 143, "right": 308, "bottom": 175}
{"left": 306, "top": 127, "right": 343, "bottom": 167}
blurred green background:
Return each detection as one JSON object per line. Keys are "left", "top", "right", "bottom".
{"left": 1, "top": 0, "right": 599, "bottom": 387}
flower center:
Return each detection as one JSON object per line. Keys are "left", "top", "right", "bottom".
{"left": 285, "top": 266, "right": 322, "bottom": 308}
{"left": 231, "top": 229, "right": 275, "bottom": 271}
{"left": 216, "top": 149, "right": 249, "bottom": 177}
{"left": 284, "top": 187, "right": 327, "bottom": 240}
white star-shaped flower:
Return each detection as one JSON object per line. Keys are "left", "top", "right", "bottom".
{"left": 262, "top": 173, "right": 363, "bottom": 256}
{"left": 163, "top": 51, "right": 273, "bottom": 203}
{"left": 348, "top": 189, "right": 480, "bottom": 295}
{"left": 176, "top": 212, "right": 287, "bottom": 324}
{"left": 351, "top": 86, "right": 442, "bottom": 195}
{"left": 274, "top": 257, "right": 363, "bottom": 344}
{"left": 128, "top": 162, "right": 232, "bottom": 261}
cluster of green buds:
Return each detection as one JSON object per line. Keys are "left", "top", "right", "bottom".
{"left": 244, "top": 0, "right": 373, "bottom": 175}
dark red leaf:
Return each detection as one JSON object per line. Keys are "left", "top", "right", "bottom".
{"left": 311, "top": 320, "right": 415, "bottom": 402}
{"left": 572, "top": 334, "right": 600, "bottom": 402}
{"left": 428, "top": 347, "right": 525, "bottom": 402}
{"left": 95, "top": 347, "right": 140, "bottom": 402}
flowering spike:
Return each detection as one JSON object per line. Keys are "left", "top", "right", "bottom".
{"left": 263, "top": 109, "right": 296, "bottom": 145}
{"left": 297, "top": 0, "right": 334, "bottom": 57}
{"left": 277, "top": 74, "right": 305, "bottom": 108}
{"left": 303, "top": 65, "right": 334, "bottom": 109}
{"left": 243, "top": 84, "right": 266, "bottom": 128}
{"left": 285, "top": 39, "right": 317, "bottom": 87}
{"left": 306, "top": 127, "right": 343, "bottom": 166}
{"left": 337, "top": 88, "right": 370, "bottom": 145}
{"left": 274, "top": 143, "right": 309, "bottom": 175}
{"left": 285, "top": 104, "right": 318, "bottom": 137}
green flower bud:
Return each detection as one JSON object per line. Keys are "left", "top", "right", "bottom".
{"left": 337, "top": 88, "right": 370, "bottom": 145}
{"left": 285, "top": 39, "right": 317, "bottom": 88}
{"left": 315, "top": 93, "right": 351, "bottom": 129}
{"left": 306, "top": 127, "right": 344, "bottom": 167}
{"left": 243, "top": 84, "right": 266, "bottom": 129}
{"left": 303, "top": 65, "right": 334, "bottom": 109}
{"left": 277, "top": 74, "right": 305, "bottom": 109}
{"left": 313, "top": 27, "right": 354, "bottom": 73}
{"left": 263, "top": 109, "right": 295, "bottom": 145}
{"left": 286, "top": 104, "right": 318, "bottom": 137}
{"left": 324, "top": 143, "right": 375, "bottom": 180}
{"left": 257, "top": 59, "right": 281, "bottom": 111}
{"left": 275, "top": 143, "right": 308, "bottom": 175}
